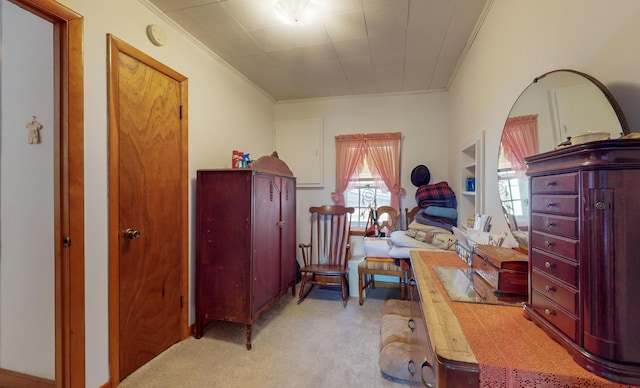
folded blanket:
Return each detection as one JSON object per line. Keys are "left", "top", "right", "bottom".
{"left": 419, "top": 212, "right": 456, "bottom": 225}
{"left": 407, "top": 221, "right": 450, "bottom": 235}
{"left": 406, "top": 228, "right": 456, "bottom": 250}
{"left": 425, "top": 205, "right": 458, "bottom": 220}
{"left": 415, "top": 212, "right": 454, "bottom": 231}
{"left": 415, "top": 181, "right": 457, "bottom": 209}
{"left": 390, "top": 230, "right": 436, "bottom": 249}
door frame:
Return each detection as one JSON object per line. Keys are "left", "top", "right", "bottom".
{"left": 107, "top": 34, "right": 190, "bottom": 384}
{"left": 1, "top": 0, "right": 85, "bottom": 387}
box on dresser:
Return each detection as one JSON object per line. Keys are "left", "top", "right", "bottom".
{"left": 472, "top": 245, "right": 528, "bottom": 296}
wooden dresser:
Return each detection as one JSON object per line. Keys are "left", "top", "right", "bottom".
{"left": 409, "top": 250, "right": 631, "bottom": 387}
{"left": 523, "top": 139, "right": 640, "bottom": 385}
{"left": 194, "top": 156, "right": 296, "bottom": 349}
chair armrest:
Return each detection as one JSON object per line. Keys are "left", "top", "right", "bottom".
{"left": 298, "top": 243, "right": 311, "bottom": 266}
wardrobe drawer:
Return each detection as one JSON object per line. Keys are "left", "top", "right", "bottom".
{"left": 531, "top": 250, "right": 579, "bottom": 287}
{"left": 531, "top": 214, "right": 578, "bottom": 239}
{"left": 531, "top": 172, "right": 578, "bottom": 194}
{"left": 531, "top": 291, "right": 578, "bottom": 342}
{"left": 531, "top": 195, "right": 578, "bottom": 217}
{"left": 531, "top": 231, "right": 578, "bottom": 262}
{"left": 532, "top": 270, "right": 578, "bottom": 314}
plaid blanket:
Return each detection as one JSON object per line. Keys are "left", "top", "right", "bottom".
{"left": 415, "top": 181, "right": 457, "bottom": 209}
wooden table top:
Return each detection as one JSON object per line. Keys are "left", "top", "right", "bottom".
{"left": 410, "top": 250, "right": 632, "bottom": 387}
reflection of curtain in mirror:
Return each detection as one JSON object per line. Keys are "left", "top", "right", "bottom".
{"left": 502, "top": 114, "right": 539, "bottom": 175}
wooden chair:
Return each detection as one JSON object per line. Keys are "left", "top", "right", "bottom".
{"left": 358, "top": 206, "right": 409, "bottom": 305}
{"left": 376, "top": 205, "right": 400, "bottom": 236}
{"left": 298, "top": 205, "right": 354, "bottom": 304}
{"left": 405, "top": 206, "right": 420, "bottom": 228}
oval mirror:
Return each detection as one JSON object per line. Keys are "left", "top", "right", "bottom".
{"left": 498, "top": 69, "right": 629, "bottom": 248}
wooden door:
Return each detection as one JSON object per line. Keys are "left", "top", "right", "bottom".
{"left": 108, "top": 35, "right": 189, "bottom": 382}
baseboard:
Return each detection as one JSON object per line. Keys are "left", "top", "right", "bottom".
{"left": 0, "top": 368, "right": 54, "bottom": 388}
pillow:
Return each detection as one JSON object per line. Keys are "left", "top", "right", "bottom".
{"left": 389, "top": 230, "right": 436, "bottom": 249}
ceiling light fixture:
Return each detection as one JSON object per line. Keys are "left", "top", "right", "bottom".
{"left": 273, "top": 0, "right": 316, "bottom": 27}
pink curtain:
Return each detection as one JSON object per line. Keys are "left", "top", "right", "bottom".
{"left": 332, "top": 134, "right": 366, "bottom": 205}
{"left": 502, "top": 115, "right": 539, "bottom": 175}
{"left": 332, "top": 132, "right": 405, "bottom": 211}
{"left": 365, "top": 132, "right": 406, "bottom": 210}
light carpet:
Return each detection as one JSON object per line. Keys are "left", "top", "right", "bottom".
{"left": 120, "top": 285, "right": 408, "bottom": 388}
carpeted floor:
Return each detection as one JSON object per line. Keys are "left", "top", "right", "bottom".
{"left": 119, "top": 285, "right": 408, "bottom": 388}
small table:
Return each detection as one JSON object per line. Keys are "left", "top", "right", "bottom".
{"left": 358, "top": 257, "right": 408, "bottom": 305}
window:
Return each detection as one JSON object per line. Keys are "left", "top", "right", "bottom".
{"left": 344, "top": 159, "right": 391, "bottom": 227}
{"left": 332, "top": 132, "right": 405, "bottom": 217}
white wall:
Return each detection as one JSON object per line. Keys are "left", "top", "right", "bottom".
{"left": 0, "top": 1, "right": 55, "bottom": 378}
{"left": 49, "top": 0, "right": 277, "bottom": 385}
{"left": 448, "top": 0, "right": 640, "bottom": 237}
{"left": 9, "top": 0, "right": 640, "bottom": 384}
{"left": 275, "top": 91, "right": 449, "bottom": 250}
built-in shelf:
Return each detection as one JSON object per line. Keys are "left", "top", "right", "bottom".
{"left": 459, "top": 132, "right": 484, "bottom": 228}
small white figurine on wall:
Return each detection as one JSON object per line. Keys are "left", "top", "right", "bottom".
{"left": 26, "top": 116, "right": 43, "bottom": 144}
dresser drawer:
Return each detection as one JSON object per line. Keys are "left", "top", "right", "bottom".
{"left": 531, "top": 250, "right": 579, "bottom": 287}
{"left": 532, "top": 270, "right": 578, "bottom": 314}
{"left": 531, "top": 214, "right": 578, "bottom": 239}
{"left": 531, "top": 231, "right": 578, "bottom": 262}
{"left": 531, "top": 172, "right": 578, "bottom": 194}
{"left": 531, "top": 291, "right": 578, "bottom": 342}
{"left": 531, "top": 195, "right": 578, "bottom": 217}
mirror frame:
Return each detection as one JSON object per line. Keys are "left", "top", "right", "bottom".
{"left": 533, "top": 69, "right": 630, "bottom": 135}
{"left": 498, "top": 69, "right": 630, "bottom": 247}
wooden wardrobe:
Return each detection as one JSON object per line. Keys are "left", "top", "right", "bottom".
{"left": 195, "top": 156, "right": 296, "bottom": 349}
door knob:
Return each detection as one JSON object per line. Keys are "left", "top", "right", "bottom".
{"left": 124, "top": 228, "right": 141, "bottom": 240}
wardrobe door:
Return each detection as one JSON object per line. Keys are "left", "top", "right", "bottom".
{"left": 252, "top": 173, "right": 281, "bottom": 314}
{"left": 279, "top": 176, "right": 297, "bottom": 293}
{"left": 582, "top": 169, "right": 640, "bottom": 363}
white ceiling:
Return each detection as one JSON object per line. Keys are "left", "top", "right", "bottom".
{"left": 143, "top": 0, "right": 489, "bottom": 101}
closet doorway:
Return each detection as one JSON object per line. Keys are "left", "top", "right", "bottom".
{"left": 0, "top": 0, "right": 84, "bottom": 387}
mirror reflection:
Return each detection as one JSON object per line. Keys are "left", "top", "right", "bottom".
{"left": 498, "top": 70, "right": 629, "bottom": 248}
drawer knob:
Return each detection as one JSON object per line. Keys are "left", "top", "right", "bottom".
{"left": 545, "top": 285, "right": 555, "bottom": 292}
{"left": 595, "top": 201, "right": 607, "bottom": 210}
{"left": 545, "top": 261, "right": 553, "bottom": 268}
{"left": 544, "top": 240, "right": 553, "bottom": 248}
{"left": 544, "top": 220, "right": 555, "bottom": 229}
{"left": 544, "top": 308, "right": 555, "bottom": 316}
{"left": 545, "top": 180, "right": 556, "bottom": 188}
{"left": 545, "top": 200, "right": 556, "bottom": 208}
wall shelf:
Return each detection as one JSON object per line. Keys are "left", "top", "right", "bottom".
{"left": 459, "top": 131, "right": 484, "bottom": 227}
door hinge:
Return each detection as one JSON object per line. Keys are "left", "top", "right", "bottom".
{"left": 63, "top": 236, "right": 71, "bottom": 248}
{"left": 180, "top": 295, "right": 184, "bottom": 309}
{"left": 179, "top": 105, "right": 183, "bottom": 119}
